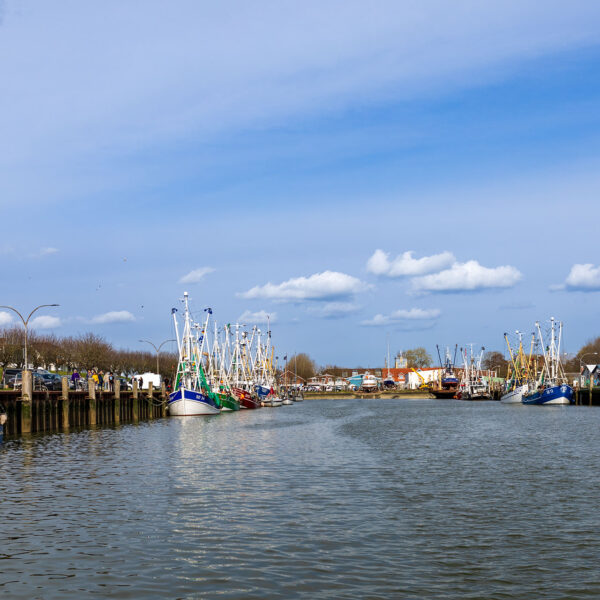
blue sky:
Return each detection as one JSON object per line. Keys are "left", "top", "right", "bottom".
{"left": 1, "top": 1, "right": 600, "bottom": 366}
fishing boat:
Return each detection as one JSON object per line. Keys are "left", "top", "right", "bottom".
{"left": 430, "top": 345, "right": 460, "bottom": 399}
{"left": 501, "top": 331, "right": 533, "bottom": 404}
{"left": 205, "top": 321, "right": 240, "bottom": 412}
{"left": 501, "top": 383, "right": 529, "bottom": 404}
{"left": 460, "top": 345, "right": 492, "bottom": 400}
{"left": 168, "top": 293, "right": 220, "bottom": 416}
{"left": 522, "top": 318, "right": 574, "bottom": 406}
{"left": 232, "top": 386, "right": 261, "bottom": 409}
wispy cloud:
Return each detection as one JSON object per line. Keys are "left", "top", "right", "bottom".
{"left": 411, "top": 261, "right": 522, "bottom": 293}
{"left": 361, "top": 307, "right": 441, "bottom": 326}
{"left": 28, "top": 247, "right": 59, "bottom": 259}
{"left": 90, "top": 310, "right": 135, "bottom": 324}
{"left": 30, "top": 315, "right": 61, "bottom": 329}
{"left": 238, "top": 310, "right": 276, "bottom": 324}
{"left": 367, "top": 249, "right": 455, "bottom": 277}
{"left": 179, "top": 267, "right": 215, "bottom": 284}
{"left": 240, "top": 271, "right": 370, "bottom": 301}
{"left": 306, "top": 302, "right": 361, "bottom": 319}
{"left": 554, "top": 263, "right": 600, "bottom": 291}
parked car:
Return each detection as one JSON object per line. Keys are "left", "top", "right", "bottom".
{"left": 10, "top": 372, "right": 49, "bottom": 391}
{"left": 2, "top": 368, "right": 21, "bottom": 387}
{"left": 40, "top": 373, "right": 63, "bottom": 391}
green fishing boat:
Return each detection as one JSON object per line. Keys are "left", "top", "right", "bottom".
{"left": 216, "top": 392, "right": 240, "bottom": 412}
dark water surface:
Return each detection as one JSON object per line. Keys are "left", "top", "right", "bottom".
{"left": 1, "top": 398, "right": 599, "bottom": 599}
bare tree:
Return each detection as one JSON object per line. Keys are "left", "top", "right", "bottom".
{"left": 285, "top": 353, "right": 317, "bottom": 380}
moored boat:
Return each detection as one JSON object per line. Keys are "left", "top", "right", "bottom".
{"left": 431, "top": 345, "right": 460, "bottom": 399}
{"left": 168, "top": 292, "right": 221, "bottom": 416}
{"left": 500, "top": 383, "right": 529, "bottom": 404}
{"left": 168, "top": 388, "right": 220, "bottom": 415}
{"left": 232, "top": 386, "right": 261, "bottom": 409}
{"left": 521, "top": 318, "right": 574, "bottom": 406}
{"left": 217, "top": 393, "right": 240, "bottom": 412}
{"left": 522, "top": 384, "right": 574, "bottom": 405}
{"left": 460, "top": 345, "right": 492, "bottom": 400}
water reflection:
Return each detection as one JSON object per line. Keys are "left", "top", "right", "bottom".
{"left": 1, "top": 400, "right": 600, "bottom": 598}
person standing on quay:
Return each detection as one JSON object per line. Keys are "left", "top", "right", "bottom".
{"left": 71, "top": 369, "right": 80, "bottom": 390}
{"left": 108, "top": 372, "right": 114, "bottom": 392}
{"left": 92, "top": 370, "right": 99, "bottom": 391}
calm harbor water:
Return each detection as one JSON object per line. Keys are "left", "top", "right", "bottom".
{"left": 1, "top": 398, "right": 600, "bottom": 599}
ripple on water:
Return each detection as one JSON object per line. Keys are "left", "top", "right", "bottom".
{"left": 1, "top": 399, "right": 600, "bottom": 598}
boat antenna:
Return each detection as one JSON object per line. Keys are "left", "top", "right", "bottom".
{"left": 453, "top": 344, "right": 458, "bottom": 367}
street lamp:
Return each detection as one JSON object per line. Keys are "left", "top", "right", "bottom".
{"left": 139, "top": 338, "right": 176, "bottom": 375}
{"left": 0, "top": 303, "right": 59, "bottom": 370}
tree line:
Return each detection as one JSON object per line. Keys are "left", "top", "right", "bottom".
{"left": 0, "top": 326, "right": 177, "bottom": 378}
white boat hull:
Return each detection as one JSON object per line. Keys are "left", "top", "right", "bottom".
{"left": 282, "top": 398, "right": 293, "bottom": 405}
{"left": 168, "top": 389, "right": 220, "bottom": 416}
{"left": 501, "top": 384, "right": 528, "bottom": 404}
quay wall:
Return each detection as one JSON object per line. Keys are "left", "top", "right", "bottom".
{"left": 0, "top": 377, "right": 166, "bottom": 438}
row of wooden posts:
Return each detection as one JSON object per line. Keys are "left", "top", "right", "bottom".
{"left": 1, "top": 371, "right": 167, "bottom": 437}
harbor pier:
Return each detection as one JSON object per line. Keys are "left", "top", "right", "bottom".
{"left": 0, "top": 376, "right": 167, "bottom": 437}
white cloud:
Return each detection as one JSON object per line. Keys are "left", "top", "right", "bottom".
{"left": 367, "top": 249, "right": 455, "bottom": 277}
{"left": 306, "top": 302, "right": 361, "bottom": 318}
{"left": 240, "top": 271, "right": 370, "bottom": 301}
{"left": 179, "top": 267, "right": 215, "bottom": 284}
{"left": 411, "top": 260, "right": 522, "bottom": 292}
{"left": 0, "top": 311, "right": 14, "bottom": 326}
{"left": 361, "top": 307, "right": 441, "bottom": 326}
{"left": 238, "top": 310, "right": 276, "bottom": 324}
{"left": 30, "top": 315, "right": 61, "bottom": 329}
{"left": 560, "top": 263, "right": 600, "bottom": 291}
{"left": 90, "top": 310, "right": 135, "bottom": 324}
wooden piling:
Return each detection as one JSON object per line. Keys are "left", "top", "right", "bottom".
{"left": 88, "top": 377, "right": 97, "bottom": 425}
{"left": 20, "top": 370, "right": 32, "bottom": 434}
{"left": 161, "top": 382, "right": 167, "bottom": 418}
{"left": 61, "top": 376, "right": 70, "bottom": 430}
{"left": 132, "top": 379, "right": 139, "bottom": 422}
{"left": 148, "top": 382, "right": 154, "bottom": 419}
{"left": 114, "top": 379, "right": 121, "bottom": 423}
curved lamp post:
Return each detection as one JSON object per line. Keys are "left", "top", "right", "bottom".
{"left": 0, "top": 303, "right": 59, "bottom": 370}
{"left": 139, "top": 338, "right": 176, "bottom": 375}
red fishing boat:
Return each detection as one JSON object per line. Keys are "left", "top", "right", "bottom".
{"left": 232, "top": 387, "right": 262, "bottom": 409}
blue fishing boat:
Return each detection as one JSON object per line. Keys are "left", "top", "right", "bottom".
{"left": 522, "top": 318, "right": 573, "bottom": 406}
{"left": 522, "top": 384, "right": 574, "bottom": 405}
{"left": 168, "top": 292, "right": 221, "bottom": 416}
